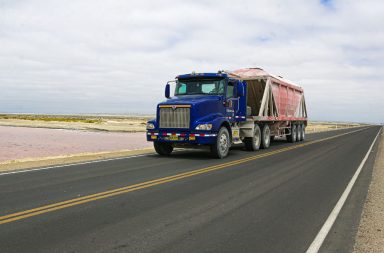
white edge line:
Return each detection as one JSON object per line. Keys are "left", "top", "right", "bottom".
{"left": 0, "top": 153, "right": 154, "bottom": 176}
{"left": 306, "top": 126, "right": 382, "bottom": 253}
{"left": 0, "top": 148, "right": 191, "bottom": 177}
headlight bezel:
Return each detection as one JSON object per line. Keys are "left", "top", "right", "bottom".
{"left": 146, "top": 123, "right": 155, "bottom": 130}
{"left": 195, "top": 123, "right": 213, "bottom": 131}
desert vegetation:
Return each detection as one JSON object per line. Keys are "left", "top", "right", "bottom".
{"left": 0, "top": 114, "right": 152, "bottom": 132}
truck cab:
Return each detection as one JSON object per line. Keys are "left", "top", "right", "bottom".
{"left": 146, "top": 72, "right": 246, "bottom": 158}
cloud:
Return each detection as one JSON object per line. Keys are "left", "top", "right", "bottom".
{"left": 0, "top": 0, "right": 383, "bottom": 123}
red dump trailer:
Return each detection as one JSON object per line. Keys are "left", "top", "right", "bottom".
{"left": 228, "top": 68, "right": 307, "bottom": 146}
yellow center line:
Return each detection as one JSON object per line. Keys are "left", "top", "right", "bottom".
{"left": 0, "top": 127, "right": 370, "bottom": 225}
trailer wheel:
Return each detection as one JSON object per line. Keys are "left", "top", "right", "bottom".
{"left": 244, "top": 124, "right": 261, "bottom": 151}
{"left": 287, "top": 124, "right": 297, "bottom": 143}
{"left": 301, "top": 124, "right": 306, "bottom": 141}
{"left": 154, "top": 142, "right": 173, "bottom": 156}
{"left": 211, "top": 127, "right": 230, "bottom": 159}
{"left": 261, "top": 124, "right": 271, "bottom": 149}
{"left": 297, "top": 124, "right": 302, "bottom": 141}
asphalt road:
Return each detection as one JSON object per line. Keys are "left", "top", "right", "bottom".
{"left": 0, "top": 126, "right": 381, "bottom": 253}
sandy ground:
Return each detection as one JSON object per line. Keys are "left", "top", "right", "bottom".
{"left": 305, "top": 122, "right": 361, "bottom": 133}
{"left": 0, "top": 125, "right": 152, "bottom": 164}
{"left": 353, "top": 128, "right": 384, "bottom": 253}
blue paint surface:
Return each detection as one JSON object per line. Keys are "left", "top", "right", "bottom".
{"left": 147, "top": 74, "right": 247, "bottom": 146}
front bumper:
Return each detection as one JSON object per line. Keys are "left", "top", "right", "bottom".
{"left": 146, "top": 131, "right": 217, "bottom": 145}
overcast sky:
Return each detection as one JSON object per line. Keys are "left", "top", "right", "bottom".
{"left": 0, "top": 0, "right": 383, "bottom": 123}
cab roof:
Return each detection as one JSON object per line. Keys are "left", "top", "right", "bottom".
{"left": 176, "top": 72, "right": 227, "bottom": 79}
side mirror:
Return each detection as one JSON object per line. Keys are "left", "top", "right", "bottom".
{"left": 236, "top": 81, "right": 245, "bottom": 97}
{"left": 165, "top": 84, "right": 170, "bottom": 98}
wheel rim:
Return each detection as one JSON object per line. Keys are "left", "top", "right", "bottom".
{"left": 302, "top": 127, "right": 305, "bottom": 140}
{"left": 254, "top": 128, "right": 261, "bottom": 147}
{"left": 292, "top": 126, "right": 296, "bottom": 140}
{"left": 219, "top": 132, "right": 228, "bottom": 155}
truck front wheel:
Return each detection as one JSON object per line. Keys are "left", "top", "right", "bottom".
{"left": 211, "top": 127, "right": 230, "bottom": 159}
{"left": 244, "top": 124, "right": 261, "bottom": 151}
{"left": 154, "top": 142, "right": 173, "bottom": 156}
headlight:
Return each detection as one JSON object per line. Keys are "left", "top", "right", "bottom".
{"left": 146, "top": 123, "right": 155, "bottom": 130}
{"left": 195, "top": 124, "right": 212, "bottom": 130}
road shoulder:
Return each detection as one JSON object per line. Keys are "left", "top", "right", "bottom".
{"left": 318, "top": 127, "right": 381, "bottom": 252}
{"left": 0, "top": 148, "right": 154, "bottom": 173}
{"left": 353, "top": 128, "right": 384, "bottom": 253}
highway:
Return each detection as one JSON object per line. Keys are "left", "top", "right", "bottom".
{"left": 0, "top": 126, "right": 381, "bottom": 253}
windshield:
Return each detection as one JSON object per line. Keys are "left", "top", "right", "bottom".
{"left": 175, "top": 78, "right": 225, "bottom": 96}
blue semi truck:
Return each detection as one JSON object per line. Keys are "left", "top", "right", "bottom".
{"left": 146, "top": 68, "right": 307, "bottom": 158}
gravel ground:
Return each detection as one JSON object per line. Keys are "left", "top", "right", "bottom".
{"left": 353, "top": 128, "right": 384, "bottom": 253}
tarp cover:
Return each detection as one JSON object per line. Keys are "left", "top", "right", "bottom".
{"left": 229, "top": 68, "right": 306, "bottom": 118}
{"left": 229, "top": 67, "right": 302, "bottom": 91}
{"left": 229, "top": 68, "right": 269, "bottom": 79}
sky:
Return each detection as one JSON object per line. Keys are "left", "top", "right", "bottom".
{"left": 0, "top": 0, "right": 383, "bottom": 123}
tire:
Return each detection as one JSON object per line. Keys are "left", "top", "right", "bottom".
{"left": 297, "top": 124, "right": 302, "bottom": 141}
{"left": 260, "top": 124, "right": 271, "bottom": 149}
{"left": 301, "top": 124, "right": 306, "bottom": 141}
{"left": 154, "top": 142, "right": 173, "bottom": 156}
{"left": 244, "top": 124, "right": 261, "bottom": 151}
{"left": 287, "top": 124, "right": 297, "bottom": 143}
{"left": 211, "top": 127, "right": 230, "bottom": 159}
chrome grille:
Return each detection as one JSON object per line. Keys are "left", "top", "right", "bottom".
{"left": 159, "top": 107, "right": 190, "bottom": 128}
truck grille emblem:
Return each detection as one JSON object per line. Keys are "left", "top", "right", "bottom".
{"left": 172, "top": 105, "right": 177, "bottom": 111}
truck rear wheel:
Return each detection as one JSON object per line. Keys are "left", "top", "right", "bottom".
{"left": 301, "top": 124, "right": 306, "bottom": 141}
{"left": 297, "top": 124, "right": 302, "bottom": 141}
{"left": 260, "top": 124, "right": 271, "bottom": 149}
{"left": 154, "top": 142, "right": 173, "bottom": 156}
{"left": 244, "top": 124, "right": 261, "bottom": 151}
{"left": 211, "top": 127, "right": 230, "bottom": 159}
{"left": 287, "top": 124, "right": 297, "bottom": 143}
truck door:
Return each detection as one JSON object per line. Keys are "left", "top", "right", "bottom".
{"left": 225, "top": 81, "right": 237, "bottom": 121}
{"left": 236, "top": 80, "right": 247, "bottom": 120}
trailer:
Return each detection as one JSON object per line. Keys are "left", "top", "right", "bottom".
{"left": 229, "top": 68, "right": 307, "bottom": 146}
{"left": 146, "top": 67, "right": 307, "bottom": 158}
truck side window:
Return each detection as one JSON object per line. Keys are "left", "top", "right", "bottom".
{"left": 227, "top": 83, "right": 234, "bottom": 98}
{"left": 217, "top": 80, "right": 225, "bottom": 94}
